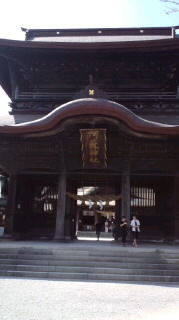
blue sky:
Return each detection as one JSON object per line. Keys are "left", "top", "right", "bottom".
{"left": 0, "top": 0, "right": 179, "bottom": 114}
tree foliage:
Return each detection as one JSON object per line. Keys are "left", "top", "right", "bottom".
{"left": 161, "top": 0, "right": 179, "bottom": 14}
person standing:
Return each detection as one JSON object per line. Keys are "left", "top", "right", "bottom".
{"left": 130, "top": 215, "right": 140, "bottom": 247}
{"left": 111, "top": 220, "right": 116, "bottom": 240}
{"left": 120, "top": 216, "right": 128, "bottom": 246}
{"left": 95, "top": 222, "right": 101, "bottom": 241}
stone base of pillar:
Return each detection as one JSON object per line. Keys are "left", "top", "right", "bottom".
{"left": 65, "top": 236, "right": 72, "bottom": 240}
{"left": 53, "top": 236, "right": 66, "bottom": 241}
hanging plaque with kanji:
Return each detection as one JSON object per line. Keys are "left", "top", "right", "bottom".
{"left": 80, "top": 129, "right": 107, "bottom": 169}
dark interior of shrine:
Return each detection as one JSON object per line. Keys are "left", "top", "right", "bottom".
{"left": 2, "top": 173, "right": 171, "bottom": 240}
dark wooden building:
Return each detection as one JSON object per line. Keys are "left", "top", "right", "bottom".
{"left": 0, "top": 26, "right": 179, "bottom": 240}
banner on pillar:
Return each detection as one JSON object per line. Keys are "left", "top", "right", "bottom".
{"left": 80, "top": 129, "right": 107, "bottom": 169}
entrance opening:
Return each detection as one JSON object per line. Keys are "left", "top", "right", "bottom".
{"left": 75, "top": 183, "right": 118, "bottom": 241}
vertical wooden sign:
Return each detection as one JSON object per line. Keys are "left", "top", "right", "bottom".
{"left": 80, "top": 129, "right": 107, "bottom": 169}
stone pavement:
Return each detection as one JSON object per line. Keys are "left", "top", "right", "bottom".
{"left": 0, "top": 277, "right": 179, "bottom": 320}
{"left": 0, "top": 238, "right": 179, "bottom": 252}
{"left": 0, "top": 239, "right": 179, "bottom": 319}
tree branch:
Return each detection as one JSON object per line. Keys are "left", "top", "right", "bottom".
{"left": 160, "top": 0, "right": 179, "bottom": 14}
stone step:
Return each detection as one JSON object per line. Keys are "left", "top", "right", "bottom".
{"left": 0, "top": 249, "right": 162, "bottom": 257}
{"left": 0, "top": 258, "right": 179, "bottom": 270}
{"left": 0, "top": 248, "right": 179, "bottom": 259}
{"left": 1, "top": 247, "right": 179, "bottom": 257}
{"left": 0, "top": 254, "right": 167, "bottom": 264}
{"left": 0, "top": 264, "right": 179, "bottom": 276}
{"left": 159, "top": 254, "right": 179, "bottom": 259}
{"left": 0, "top": 245, "right": 179, "bottom": 283}
{"left": 0, "top": 250, "right": 153, "bottom": 257}
{"left": 0, "top": 270, "right": 179, "bottom": 283}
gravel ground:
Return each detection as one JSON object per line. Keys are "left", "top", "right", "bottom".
{"left": 0, "top": 278, "right": 179, "bottom": 320}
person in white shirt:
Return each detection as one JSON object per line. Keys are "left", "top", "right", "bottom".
{"left": 130, "top": 215, "right": 140, "bottom": 247}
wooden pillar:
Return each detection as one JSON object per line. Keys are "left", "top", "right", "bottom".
{"left": 121, "top": 171, "right": 130, "bottom": 224}
{"left": 64, "top": 194, "right": 71, "bottom": 240}
{"left": 76, "top": 208, "right": 80, "bottom": 233}
{"left": 54, "top": 171, "right": 66, "bottom": 240}
{"left": 64, "top": 182, "right": 77, "bottom": 240}
{"left": 115, "top": 185, "right": 121, "bottom": 241}
{"left": 4, "top": 174, "right": 17, "bottom": 236}
{"left": 174, "top": 176, "right": 179, "bottom": 239}
{"left": 70, "top": 184, "right": 77, "bottom": 239}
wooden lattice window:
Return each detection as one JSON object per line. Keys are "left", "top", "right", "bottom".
{"left": 131, "top": 187, "right": 155, "bottom": 207}
{"left": 33, "top": 185, "right": 58, "bottom": 213}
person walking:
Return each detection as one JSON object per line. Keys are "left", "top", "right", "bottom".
{"left": 130, "top": 215, "right": 140, "bottom": 247}
{"left": 120, "top": 216, "right": 128, "bottom": 246}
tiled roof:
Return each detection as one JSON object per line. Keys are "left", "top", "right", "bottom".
{"left": 23, "top": 26, "right": 176, "bottom": 42}
{"left": 30, "top": 35, "right": 173, "bottom": 43}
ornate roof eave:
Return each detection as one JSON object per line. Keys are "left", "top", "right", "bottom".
{"left": 0, "top": 37, "right": 179, "bottom": 52}
{"left": 1, "top": 98, "right": 179, "bottom": 136}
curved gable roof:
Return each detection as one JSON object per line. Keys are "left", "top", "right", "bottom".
{"left": 1, "top": 98, "right": 179, "bottom": 136}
